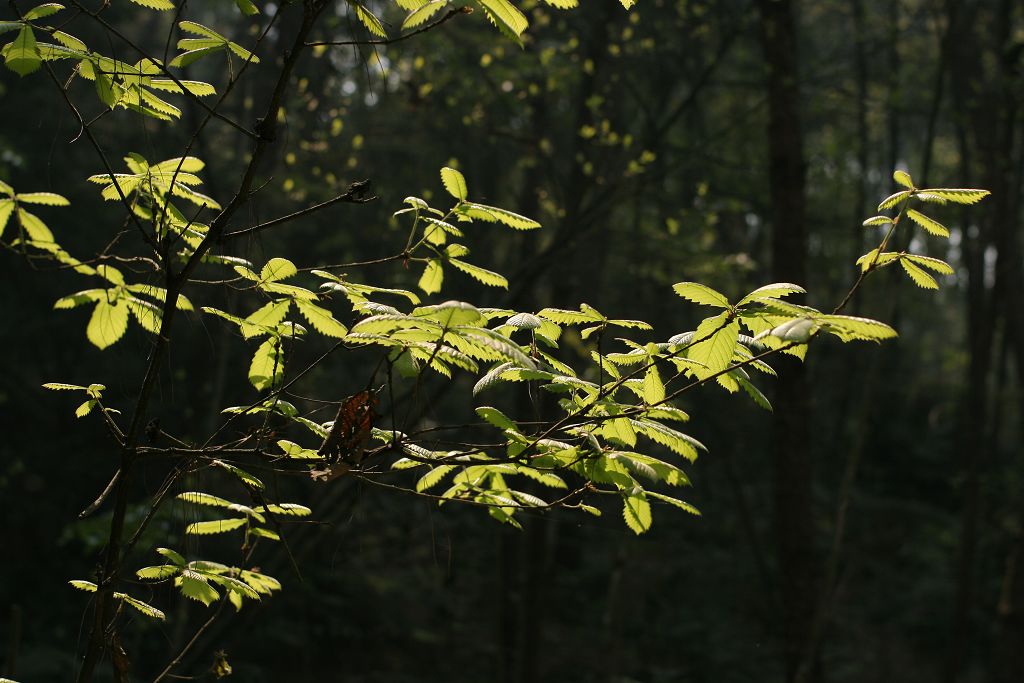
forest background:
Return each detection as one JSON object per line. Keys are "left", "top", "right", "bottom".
{"left": 1, "top": 0, "right": 1022, "bottom": 682}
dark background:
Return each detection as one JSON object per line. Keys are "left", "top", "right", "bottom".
{"left": 1, "top": 0, "right": 1022, "bottom": 681}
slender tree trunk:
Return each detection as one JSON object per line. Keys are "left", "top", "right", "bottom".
{"left": 944, "top": 2, "right": 1013, "bottom": 678}
{"left": 755, "top": 2, "right": 816, "bottom": 681}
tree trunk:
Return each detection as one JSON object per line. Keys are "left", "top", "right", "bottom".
{"left": 755, "top": 1, "right": 816, "bottom": 681}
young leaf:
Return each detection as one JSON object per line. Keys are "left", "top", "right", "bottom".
{"left": 647, "top": 490, "right": 700, "bottom": 516}
{"left": 120, "top": 595, "right": 166, "bottom": 620}
{"left": 260, "top": 257, "right": 297, "bottom": 282}
{"left": 185, "top": 518, "right": 247, "bottom": 535}
{"left": 877, "top": 190, "right": 910, "bottom": 211}
{"left": 477, "top": 0, "right": 529, "bottom": 40}
{"left": 295, "top": 299, "right": 348, "bottom": 337}
{"left": 177, "top": 570, "right": 219, "bottom": 606}
{"left": 687, "top": 313, "right": 739, "bottom": 375}
{"left": 900, "top": 258, "right": 938, "bottom": 289}
{"left": 672, "top": 282, "right": 730, "bottom": 307}
{"left": 476, "top": 406, "right": 517, "bottom": 430}
{"left": 348, "top": 0, "right": 387, "bottom": 37}
{"left": 449, "top": 258, "right": 508, "bottom": 288}
{"left": 16, "top": 192, "right": 69, "bottom": 206}
{"left": 642, "top": 365, "right": 665, "bottom": 404}
{"left": 457, "top": 202, "right": 540, "bottom": 229}
{"left": 403, "top": 0, "right": 448, "bottom": 29}
{"left": 904, "top": 254, "right": 954, "bottom": 275}
{"left": 917, "top": 188, "right": 990, "bottom": 205}
{"left": 419, "top": 259, "right": 444, "bottom": 294}
{"left": 4, "top": 27, "right": 42, "bottom": 77}
{"left": 440, "top": 167, "right": 468, "bottom": 200}
{"left": 862, "top": 215, "right": 893, "bottom": 227}
{"left": 622, "top": 489, "right": 652, "bottom": 534}
{"left": 893, "top": 169, "right": 914, "bottom": 189}
{"left": 906, "top": 209, "right": 949, "bottom": 238}
{"left": 249, "top": 338, "right": 284, "bottom": 391}
{"left": 736, "top": 282, "right": 805, "bottom": 306}
{"left": 131, "top": 0, "right": 175, "bottom": 7}
{"left": 87, "top": 297, "right": 130, "bottom": 350}
{"left": 416, "top": 465, "right": 456, "bottom": 492}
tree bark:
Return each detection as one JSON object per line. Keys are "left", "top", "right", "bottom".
{"left": 755, "top": 1, "right": 816, "bottom": 681}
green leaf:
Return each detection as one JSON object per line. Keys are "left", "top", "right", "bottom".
{"left": 75, "top": 400, "right": 95, "bottom": 418}
{"left": 236, "top": 0, "right": 260, "bottom": 14}
{"left": 477, "top": 0, "right": 529, "bottom": 40}
{"left": 457, "top": 202, "right": 540, "bottom": 229}
{"left": 904, "top": 254, "right": 954, "bottom": 275}
{"left": 440, "top": 167, "right": 468, "bottom": 200}
{"left": 892, "top": 169, "right": 914, "bottom": 189}
{"left": 295, "top": 299, "right": 348, "bottom": 337}
{"left": 917, "top": 188, "right": 990, "bottom": 205}
{"left": 156, "top": 547, "right": 187, "bottom": 565}
{"left": 249, "top": 338, "right": 284, "bottom": 391}
{"left": 416, "top": 465, "right": 456, "bottom": 492}
{"left": 736, "top": 375, "right": 772, "bottom": 410}
{"left": 763, "top": 317, "right": 816, "bottom": 343}
{"left": 260, "top": 257, "right": 297, "bottom": 282}
{"left": 185, "top": 518, "right": 247, "bottom": 535}
{"left": 255, "top": 503, "right": 311, "bottom": 517}
{"left": 5, "top": 27, "right": 41, "bottom": 77}
{"left": 906, "top": 209, "right": 949, "bottom": 237}
{"left": 622, "top": 489, "right": 652, "bottom": 534}
{"left": 476, "top": 406, "right": 517, "bottom": 430}
{"left": 403, "top": 0, "right": 448, "bottom": 30}
{"left": 212, "top": 459, "right": 265, "bottom": 489}
{"left": 43, "top": 382, "right": 87, "bottom": 392}
{"left": 862, "top": 215, "right": 893, "bottom": 227}
{"left": 631, "top": 419, "right": 704, "bottom": 461}
{"left": 87, "top": 297, "right": 130, "bottom": 350}
{"left": 817, "top": 314, "right": 897, "bottom": 342}
{"left": 449, "top": 258, "right": 508, "bottom": 288}
{"left": 52, "top": 30, "right": 87, "bottom": 52}
{"left": 642, "top": 365, "right": 664, "bottom": 404}
{"left": 348, "top": 0, "right": 387, "bottom": 37}
{"left": 0, "top": 200, "right": 13, "bottom": 239}
{"left": 877, "top": 190, "right": 910, "bottom": 211}
{"left": 24, "top": 3, "right": 65, "bottom": 20}
{"left": 900, "top": 258, "right": 938, "bottom": 289}
{"left": 672, "top": 282, "right": 730, "bottom": 307}
{"left": 647, "top": 490, "right": 700, "bottom": 516}
{"left": 120, "top": 595, "right": 166, "bottom": 620}
{"left": 136, "top": 564, "right": 180, "bottom": 580}
{"left": 687, "top": 313, "right": 739, "bottom": 376}
{"left": 249, "top": 527, "right": 280, "bottom": 540}
{"left": 536, "top": 307, "right": 603, "bottom": 325}
{"left": 276, "top": 439, "right": 320, "bottom": 460}
{"left": 178, "top": 569, "right": 219, "bottom": 606}
{"left": 69, "top": 579, "right": 98, "bottom": 592}
{"left": 242, "top": 299, "right": 291, "bottom": 338}
{"left": 130, "top": 0, "right": 175, "bottom": 9}
{"left": 127, "top": 298, "right": 162, "bottom": 334}
{"left": 15, "top": 192, "right": 69, "bottom": 206}
{"left": 736, "top": 282, "right": 805, "bottom": 306}
{"left": 418, "top": 259, "right": 444, "bottom": 294}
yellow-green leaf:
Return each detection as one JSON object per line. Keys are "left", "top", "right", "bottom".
{"left": 419, "top": 259, "right": 443, "bottom": 294}
{"left": 295, "top": 299, "right": 348, "bottom": 337}
{"left": 906, "top": 209, "right": 949, "bottom": 238}
{"left": 622, "top": 489, "right": 652, "bottom": 534}
{"left": 87, "top": 297, "right": 129, "bottom": 349}
{"left": 672, "top": 282, "right": 730, "bottom": 307}
{"left": 440, "top": 167, "right": 468, "bottom": 200}
{"left": 900, "top": 258, "right": 938, "bottom": 289}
